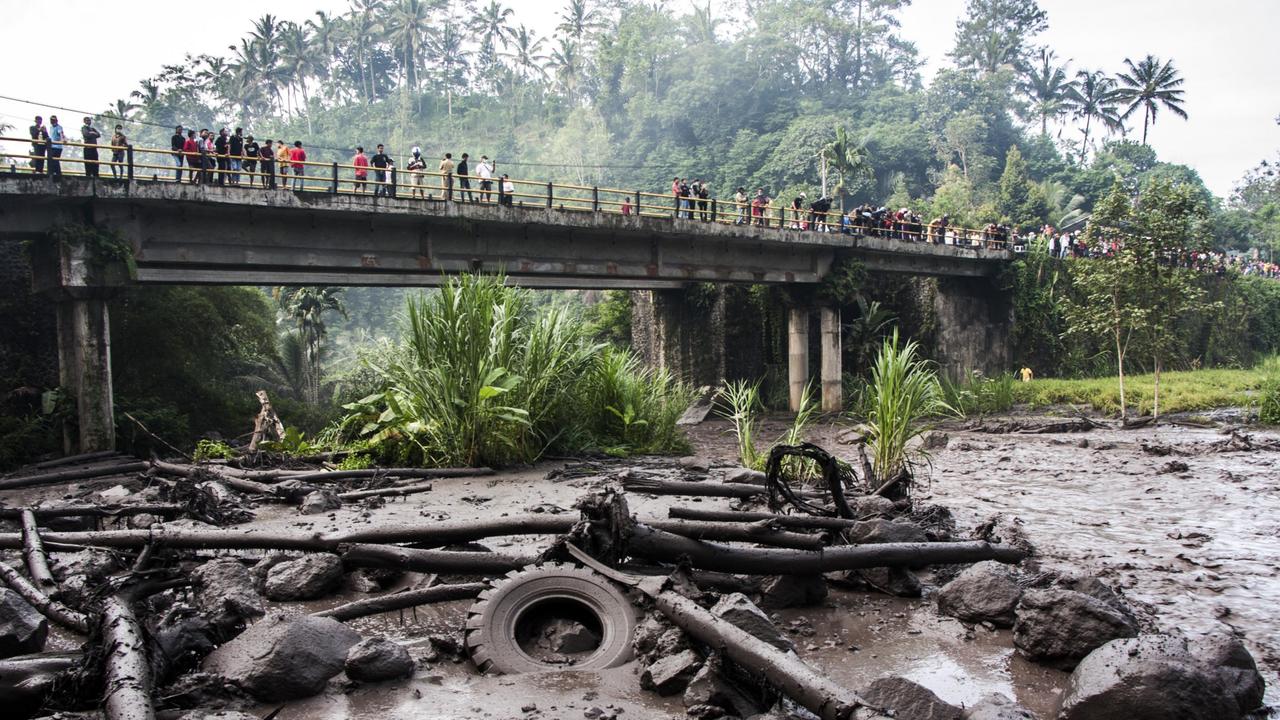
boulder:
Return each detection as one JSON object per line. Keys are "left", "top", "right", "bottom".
{"left": 263, "top": 553, "right": 344, "bottom": 601}
{"left": 852, "top": 495, "right": 897, "bottom": 517}
{"left": 1059, "top": 634, "right": 1265, "bottom": 720}
{"left": 298, "top": 489, "right": 343, "bottom": 515}
{"left": 684, "top": 654, "right": 761, "bottom": 718}
{"left": 846, "top": 566, "right": 922, "bottom": 597}
{"left": 962, "top": 692, "right": 1037, "bottom": 719}
{"left": 859, "top": 677, "right": 963, "bottom": 720}
{"left": 191, "top": 558, "right": 264, "bottom": 632}
{"left": 641, "top": 648, "right": 703, "bottom": 695}
{"left": 153, "top": 606, "right": 218, "bottom": 679}
{"left": 724, "top": 467, "right": 767, "bottom": 485}
{"left": 757, "top": 575, "right": 828, "bottom": 609}
{"left": 632, "top": 613, "right": 669, "bottom": 658}
{"left": 936, "top": 561, "right": 1022, "bottom": 627}
{"left": 345, "top": 636, "right": 414, "bottom": 682}
{"left": 0, "top": 588, "right": 48, "bottom": 658}
{"left": 710, "top": 593, "right": 794, "bottom": 652}
{"left": 201, "top": 613, "right": 361, "bottom": 701}
{"left": 1013, "top": 588, "right": 1136, "bottom": 669}
{"left": 844, "top": 519, "right": 928, "bottom": 544}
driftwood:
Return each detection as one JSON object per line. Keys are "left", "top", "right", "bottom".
{"left": 248, "top": 390, "right": 285, "bottom": 452}
{"left": 228, "top": 467, "right": 492, "bottom": 483}
{"left": 647, "top": 519, "right": 827, "bottom": 551}
{"left": 668, "top": 507, "right": 867, "bottom": 530}
{"left": 19, "top": 510, "right": 56, "bottom": 589}
{"left": 0, "top": 560, "right": 90, "bottom": 634}
{"left": 622, "top": 476, "right": 823, "bottom": 500}
{"left": 342, "top": 544, "right": 536, "bottom": 574}
{"left": 313, "top": 581, "right": 488, "bottom": 621}
{"left": 0, "top": 461, "right": 149, "bottom": 491}
{"left": 765, "top": 443, "right": 857, "bottom": 518}
{"left": 337, "top": 481, "right": 435, "bottom": 501}
{"left": 30, "top": 450, "right": 123, "bottom": 469}
{"left": 150, "top": 460, "right": 283, "bottom": 499}
{"left": 0, "top": 651, "right": 80, "bottom": 710}
{"left": 101, "top": 592, "right": 155, "bottom": 720}
{"left": 626, "top": 523, "right": 1025, "bottom": 575}
{"left": 567, "top": 545, "right": 881, "bottom": 720}
{"left": 0, "top": 504, "right": 185, "bottom": 520}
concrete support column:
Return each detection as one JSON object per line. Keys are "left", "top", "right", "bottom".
{"left": 932, "top": 276, "right": 1014, "bottom": 380}
{"left": 819, "top": 306, "right": 842, "bottom": 412}
{"left": 630, "top": 286, "right": 726, "bottom": 388}
{"left": 56, "top": 297, "right": 115, "bottom": 453}
{"left": 788, "top": 308, "right": 810, "bottom": 412}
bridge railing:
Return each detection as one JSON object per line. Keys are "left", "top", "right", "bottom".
{"left": 0, "top": 136, "right": 1014, "bottom": 251}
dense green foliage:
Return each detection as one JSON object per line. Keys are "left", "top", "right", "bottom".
{"left": 337, "top": 274, "right": 695, "bottom": 466}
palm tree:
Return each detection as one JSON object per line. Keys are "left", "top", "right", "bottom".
{"left": 556, "top": 0, "right": 604, "bottom": 43}
{"left": 475, "top": 1, "right": 515, "bottom": 51}
{"left": 130, "top": 80, "right": 161, "bottom": 115}
{"left": 1020, "top": 49, "right": 1075, "bottom": 136}
{"left": 279, "top": 21, "right": 322, "bottom": 132}
{"left": 343, "top": 5, "right": 382, "bottom": 103}
{"left": 386, "top": 0, "right": 434, "bottom": 103}
{"left": 549, "top": 38, "right": 583, "bottom": 102}
{"left": 273, "top": 286, "right": 348, "bottom": 404}
{"left": 823, "top": 126, "right": 873, "bottom": 213}
{"left": 106, "top": 99, "right": 138, "bottom": 122}
{"left": 506, "top": 25, "right": 548, "bottom": 82}
{"left": 306, "top": 11, "right": 339, "bottom": 87}
{"left": 1114, "top": 54, "right": 1188, "bottom": 145}
{"left": 1068, "top": 70, "right": 1125, "bottom": 163}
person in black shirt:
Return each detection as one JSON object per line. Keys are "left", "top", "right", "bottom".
{"left": 242, "top": 135, "right": 259, "bottom": 186}
{"left": 696, "top": 180, "right": 710, "bottom": 221}
{"left": 457, "top": 153, "right": 473, "bottom": 202}
{"left": 229, "top": 128, "right": 244, "bottom": 185}
{"left": 29, "top": 116, "right": 47, "bottom": 174}
{"left": 170, "top": 125, "right": 184, "bottom": 181}
{"left": 371, "top": 144, "right": 394, "bottom": 198}
{"left": 214, "top": 129, "right": 229, "bottom": 185}
{"left": 258, "top": 140, "right": 275, "bottom": 189}
{"left": 81, "top": 117, "right": 101, "bottom": 178}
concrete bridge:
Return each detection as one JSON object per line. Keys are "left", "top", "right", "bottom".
{"left": 0, "top": 176, "right": 1014, "bottom": 452}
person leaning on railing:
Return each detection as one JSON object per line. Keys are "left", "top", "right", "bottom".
{"left": 242, "top": 135, "right": 259, "bottom": 186}
{"left": 109, "top": 125, "right": 126, "bottom": 180}
{"left": 258, "top": 139, "right": 275, "bottom": 189}
{"left": 170, "top": 126, "right": 185, "bottom": 181}
{"left": 371, "top": 144, "right": 393, "bottom": 198}
{"left": 46, "top": 116, "right": 65, "bottom": 177}
{"left": 29, "top": 116, "right": 48, "bottom": 174}
{"left": 80, "top": 117, "right": 101, "bottom": 179}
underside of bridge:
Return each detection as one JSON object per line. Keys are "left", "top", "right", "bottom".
{"left": 1, "top": 177, "right": 1014, "bottom": 450}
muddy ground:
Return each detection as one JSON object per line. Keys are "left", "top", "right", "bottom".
{"left": 9, "top": 412, "right": 1280, "bottom": 719}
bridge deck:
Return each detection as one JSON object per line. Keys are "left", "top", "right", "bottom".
{"left": 0, "top": 176, "right": 1008, "bottom": 288}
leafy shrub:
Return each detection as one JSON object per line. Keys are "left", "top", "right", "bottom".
{"left": 1260, "top": 375, "right": 1280, "bottom": 425}
{"left": 193, "top": 439, "right": 236, "bottom": 462}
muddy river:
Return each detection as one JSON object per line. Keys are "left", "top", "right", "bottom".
{"left": 14, "top": 414, "right": 1280, "bottom": 718}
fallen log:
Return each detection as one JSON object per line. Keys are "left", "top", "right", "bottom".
{"left": 20, "top": 510, "right": 56, "bottom": 589}
{"left": 566, "top": 545, "right": 882, "bottom": 720}
{"left": 647, "top": 519, "right": 826, "bottom": 551}
{"left": 0, "top": 462, "right": 150, "bottom": 491}
{"left": 313, "top": 581, "right": 488, "bottom": 621}
{"left": 30, "top": 450, "right": 123, "bottom": 470}
{"left": 337, "top": 481, "right": 435, "bottom": 501}
{"left": 626, "top": 524, "right": 1024, "bottom": 575}
{"left": 335, "top": 515, "right": 575, "bottom": 546}
{"left": 622, "top": 476, "right": 820, "bottom": 499}
{"left": 0, "top": 504, "right": 185, "bottom": 520}
{"left": 0, "top": 560, "right": 90, "bottom": 634}
{"left": 216, "top": 465, "right": 494, "bottom": 483}
{"left": 150, "top": 460, "right": 283, "bottom": 499}
{"left": 342, "top": 543, "right": 536, "bottom": 574}
{"left": 0, "top": 651, "right": 80, "bottom": 712}
{"left": 101, "top": 592, "right": 156, "bottom": 720}
{"left": 669, "top": 507, "right": 865, "bottom": 530}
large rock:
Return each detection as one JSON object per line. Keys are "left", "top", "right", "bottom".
{"left": 1059, "top": 634, "right": 1265, "bottom": 720}
{"left": 859, "top": 677, "right": 963, "bottom": 720}
{"left": 642, "top": 648, "right": 703, "bottom": 696}
{"left": 263, "top": 554, "right": 344, "bottom": 601}
{"left": 936, "top": 562, "right": 1022, "bottom": 627}
{"left": 710, "top": 593, "right": 794, "bottom": 652}
{"left": 191, "top": 558, "right": 264, "bottom": 632}
{"left": 851, "top": 495, "right": 897, "bottom": 517}
{"left": 201, "top": 613, "right": 361, "bottom": 701}
{"left": 345, "top": 636, "right": 414, "bottom": 682}
{"left": 0, "top": 588, "right": 48, "bottom": 658}
{"left": 757, "top": 575, "right": 828, "bottom": 609}
{"left": 684, "top": 654, "right": 761, "bottom": 718}
{"left": 846, "top": 566, "right": 922, "bottom": 597}
{"left": 845, "top": 519, "right": 928, "bottom": 544}
{"left": 153, "top": 606, "right": 218, "bottom": 680}
{"left": 962, "top": 692, "right": 1037, "bottom": 719}
{"left": 1013, "top": 588, "right": 1135, "bottom": 669}
{"left": 298, "top": 489, "right": 343, "bottom": 515}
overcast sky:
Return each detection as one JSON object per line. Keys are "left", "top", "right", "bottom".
{"left": 1, "top": 0, "right": 1275, "bottom": 197}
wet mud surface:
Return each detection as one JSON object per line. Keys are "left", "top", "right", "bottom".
{"left": 7, "top": 414, "right": 1279, "bottom": 718}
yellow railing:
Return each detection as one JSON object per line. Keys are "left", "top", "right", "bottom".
{"left": 0, "top": 135, "right": 1013, "bottom": 250}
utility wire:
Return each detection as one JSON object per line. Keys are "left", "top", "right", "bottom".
{"left": 0, "top": 92, "right": 665, "bottom": 171}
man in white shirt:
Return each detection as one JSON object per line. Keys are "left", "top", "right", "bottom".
{"left": 477, "top": 155, "right": 494, "bottom": 203}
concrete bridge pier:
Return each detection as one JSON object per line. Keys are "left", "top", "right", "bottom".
{"left": 788, "top": 306, "right": 842, "bottom": 413}
{"left": 55, "top": 296, "right": 115, "bottom": 453}
{"left": 630, "top": 287, "right": 726, "bottom": 389}
{"left": 932, "top": 276, "right": 1014, "bottom": 379}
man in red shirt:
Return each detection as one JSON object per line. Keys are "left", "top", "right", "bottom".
{"left": 352, "top": 146, "right": 369, "bottom": 193}
{"left": 182, "top": 130, "right": 200, "bottom": 184}
{"left": 289, "top": 141, "right": 306, "bottom": 190}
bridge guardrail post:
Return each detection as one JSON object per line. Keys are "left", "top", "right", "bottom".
{"left": 546, "top": 182, "right": 553, "bottom": 209}
{"left": 711, "top": 199, "right": 717, "bottom": 223}
{"left": 390, "top": 167, "right": 397, "bottom": 198}
{"left": 592, "top": 187, "right": 599, "bottom": 212}
{"left": 447, "top": 172, "right": 453, "bottom": 202}
{"left": 126, "top": 145, "right": 134, "bottom": 182}
{"left": 635, "top": 190, "right": 641, "bottom": 217}
{"left": 331, "top": 162, "right": 338, "bottom": 194}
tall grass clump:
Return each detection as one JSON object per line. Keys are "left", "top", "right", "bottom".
{"left": 337, "top": 274, "right": 695, "bottom": 466}
{"left": 860, "top": 329, "right": 951, "bottom": 484}
{"left": 940, "top": 371, "right": 1016, "bottom": 417}
{"left": 715, "top": 379, "right": 764, "bottom": 469}
{"left": 1260, "top": 375, "right": 1280, "bottom": 425}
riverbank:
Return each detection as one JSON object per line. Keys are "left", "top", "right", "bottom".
{"left": 1011, "top": 357, "right": 1279, "bottom": 417}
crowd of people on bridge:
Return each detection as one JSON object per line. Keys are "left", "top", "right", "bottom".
{"left": 16, "top": 113, "right": 1277, "bottom": 278}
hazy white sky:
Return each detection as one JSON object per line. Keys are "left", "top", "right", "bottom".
{"left": 1, "top": 0, "right": 1275, "bottom": 196}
